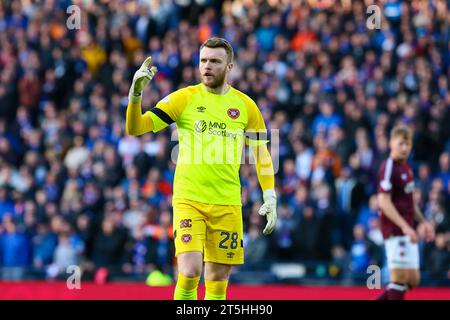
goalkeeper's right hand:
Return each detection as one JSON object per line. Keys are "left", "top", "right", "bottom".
{"left": 128, "top": 56, "right": 158, "bottom": 104}
{"left": 259, "top": 189, "right": 277, "bottom": 236}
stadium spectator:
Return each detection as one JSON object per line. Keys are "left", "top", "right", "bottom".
{"left": 349, "top": 224, "right": 373, "bottom": 275}
{"left": 243, "top": 212, "right": 269, "bottom": 269}
{"left": 425, "top": 232, "right": 450, "bottom": 283}
{"left": 0, "top": 216, "right": 30, "bottom": 280}
{"left": 92, "top": 217, "right": 128, "bottom": 274}
{"left": 32, "top": 222, "right": 57, "bottom": 272}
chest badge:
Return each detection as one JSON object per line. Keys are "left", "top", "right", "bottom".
{"left": 227, "top": 108, "right": 240, "bottom": 119}
{"left": 401, "top": 173, "right": 407, "bottom": 181}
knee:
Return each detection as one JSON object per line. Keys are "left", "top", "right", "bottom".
{"left": 206, "top": 271, "right": 228, "bottom": 281}
{"left": 205, "top": 265, "right": 232, "bottom": 281}
{"left": 409, "top": 275, "right": 420, "bottom": 288}
{"left": 179, "top": 266, "right": 202, "bottom": 279}
{"left": 177, "top": 252, "right": 203, "bottom": 278}
{"left": 391, "top": 272, "right": 408, "bottom": 285}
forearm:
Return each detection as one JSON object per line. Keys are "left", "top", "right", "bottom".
{"left": 126, "top": 56, "right": 158, "bottom": 136}
{"left": 252, "top": 145, "right": 275, "bottom": 191}
{"left": 257, "top": 161, "right": 274, "bottom": 191}
{"left": 414, "top": 205, "right": 426, "bottom": 223}
{"left": 126, "top": 101, "right": 154, "bottom": 136}
{"left": 254, "top": 145, "right": 277, "bottom": 236}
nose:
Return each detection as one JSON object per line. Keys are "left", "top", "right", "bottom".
{"left": 203, "top": 60, "right": 212, "bottom": 70}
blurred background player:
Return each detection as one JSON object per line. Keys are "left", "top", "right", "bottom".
{"left": 125, "top": 37, "right": 277, "bottom": 300}
{"left": 377, "top": 126, "right": 435, "bottom": 300}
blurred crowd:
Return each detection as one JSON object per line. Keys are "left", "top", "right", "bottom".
{"left": 0, "top": 0, "right": 449, "bottom": 284}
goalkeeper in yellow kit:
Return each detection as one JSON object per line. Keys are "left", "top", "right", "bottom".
{"left": 126, "top": 37, "right": 277, "bottom": 300}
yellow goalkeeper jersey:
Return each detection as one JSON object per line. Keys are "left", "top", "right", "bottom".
{"left": 144, "top": 83, "right": 267, "bottom": 205}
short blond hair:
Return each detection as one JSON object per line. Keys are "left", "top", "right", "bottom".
{"left": 390, "top": 125, "right": 412, "bottom": 142}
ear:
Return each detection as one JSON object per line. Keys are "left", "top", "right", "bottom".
{"left": 227, "top": 62, "right": 234, "bottom": 72}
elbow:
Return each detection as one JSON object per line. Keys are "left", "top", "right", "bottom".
{"left": 125, "top": 119, "right": 140, "bottom": 136}
{"left": 377, "top": 194, "right": 388, "bottom": 211}
{"left": 125, "top": 125, "right": 138, "bottom": 136}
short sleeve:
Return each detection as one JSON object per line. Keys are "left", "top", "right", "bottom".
{"left": 245, "top": 99, "right": 268, "bottom": 147}
{"left": 146, "top": 89, "right": 187, "bottom": 132}
{"left": 378, "top": 158, "right": 393, "bottom": 194}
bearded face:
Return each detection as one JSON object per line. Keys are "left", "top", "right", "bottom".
{"left": 199, "top": 46, "right": 232, "bottom": 89}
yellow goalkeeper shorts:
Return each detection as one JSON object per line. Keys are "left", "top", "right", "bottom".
{"left": 173, "top": 198, "right": 244, "bottom": 265}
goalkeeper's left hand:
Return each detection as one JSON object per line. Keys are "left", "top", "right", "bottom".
{"left": 259, "top": 189, "right": 277, "bottom": 235}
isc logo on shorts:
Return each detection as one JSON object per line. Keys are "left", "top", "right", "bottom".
{"left": 180, "top": 219, "right": 192, "bottom": 229}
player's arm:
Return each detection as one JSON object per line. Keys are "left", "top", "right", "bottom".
{"left": 414, "top": 205, "right": 435, "bottom": 242}
{"left": 414, "top": 205, "right": 426, "bottom": 223}
{"left": 250, "top": 143, "right": 277, "bottom": 236}
{"left": 245, "top": 100, "right": 276, "bottom": 236}
{"left": 251, "top": 144, "right": 275, "bottom": 190}
{"left": 126, "top": 57, "right": 184, "bottom": 136}
{"left": 377, "top": 193, "right": 415, "bottom": 238}
{"left": 126, "top": 103, "right": 156, "bottom": 136}
{"left": 126, "top": 56, "right": 157, "bottom": 136}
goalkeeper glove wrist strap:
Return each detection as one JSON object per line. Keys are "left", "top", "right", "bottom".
{"left": 263, "top": 189, "right": 276, "bottom": 203}
{"left": 129, "top": 90, "right": 142, "bottom": 104}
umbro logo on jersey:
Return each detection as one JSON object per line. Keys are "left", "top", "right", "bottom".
{"left": 227, "top": 108, "right": 240, "bottom": 119}
{"left": 197, "top": 106, "right": 206, "bottom": 112}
